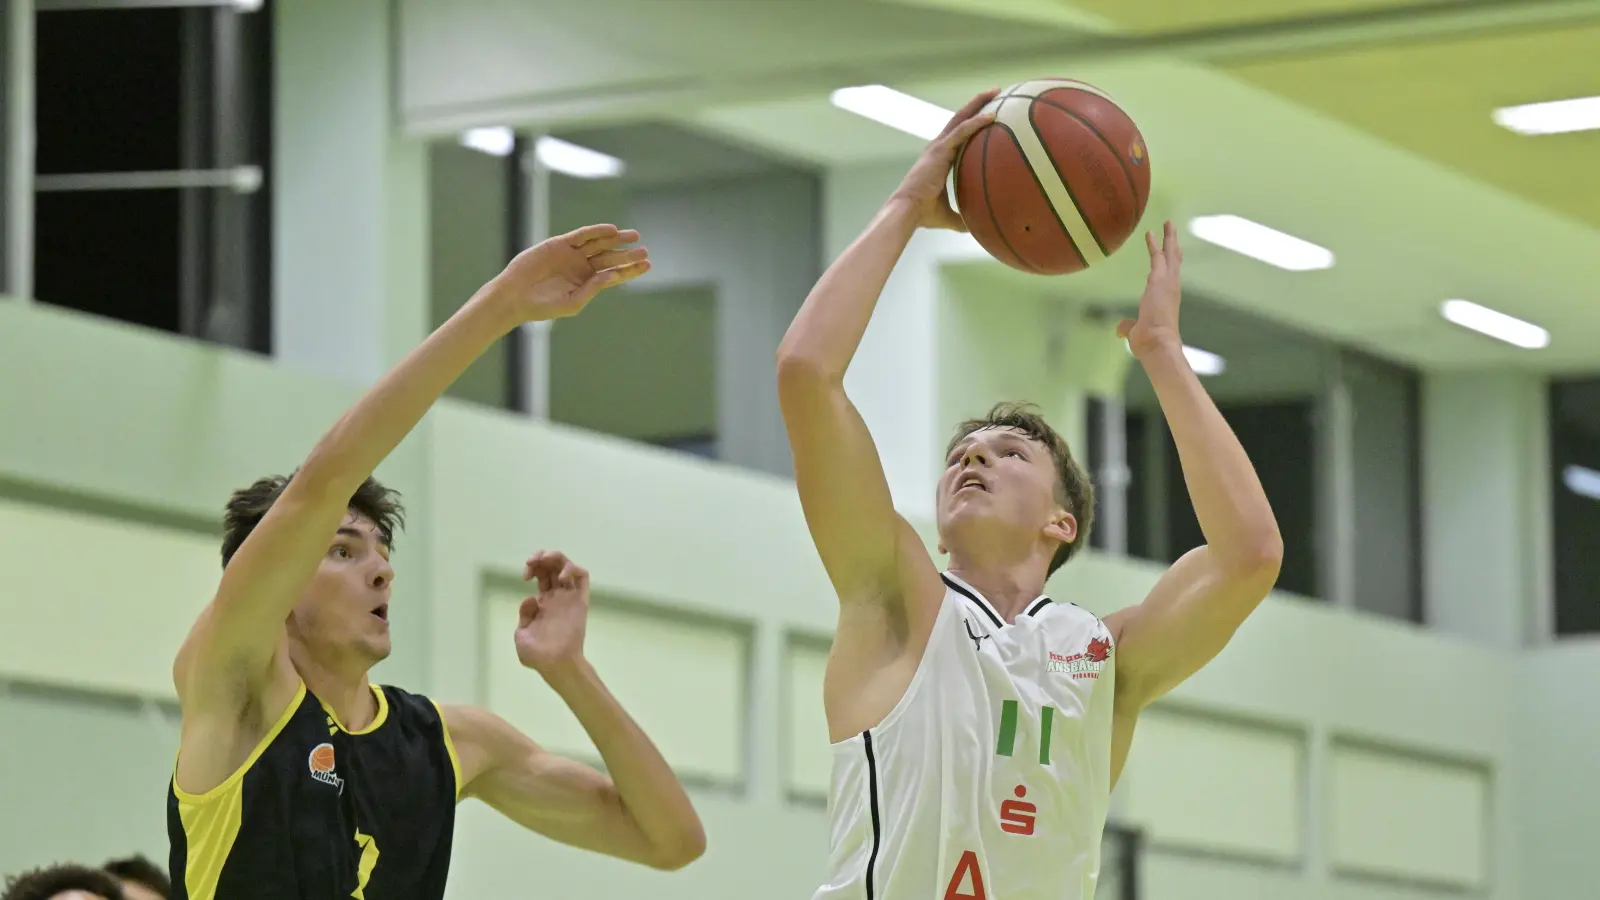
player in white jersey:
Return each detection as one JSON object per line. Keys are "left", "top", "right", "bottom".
{"left": 776, "top": 89, "right": 1285, "bottom": 900}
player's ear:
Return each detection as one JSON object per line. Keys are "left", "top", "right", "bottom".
{"left": 1043, "top": 511, "right": 1077, "bottom": 546}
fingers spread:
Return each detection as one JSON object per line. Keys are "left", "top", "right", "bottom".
{"left": 598, "top": 259, "right": 651, "bottom": 287}
{"left": 578, "top": 228, "right": 640, "bottom": 257}
{"left": 944, "top": 112, "right": 995, "bottom": 149}
{"left": 589, "top": 246, "right": 649, "bottom": 271}
{"left": 937, "top": 88, "right": 1002, "bottom": 139}
{"left": 565, "top": 223, "right": 620, "bottom": 247}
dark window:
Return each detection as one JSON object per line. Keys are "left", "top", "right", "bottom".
{"left": 32, "top": 3, "right": 271, "bottom": 349}
{"left": 1, "top": 0, "right": 13, "bottom": 295}
{"left": 1161, "top": 401, "right": 1320, "bottom": 597}
{"left": 1551, "top": 377, "right": 1600, "bottom": 636}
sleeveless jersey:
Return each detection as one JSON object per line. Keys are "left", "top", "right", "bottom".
{"left": 167, "top": 681, "right": 462, "bottom": 900}
{"left": 815, "top": 572, "right": 1118, "bottom": 900}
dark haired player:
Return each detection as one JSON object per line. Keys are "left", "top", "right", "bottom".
{"left": 167, "top": 225, "right": 704, "bottom": 899}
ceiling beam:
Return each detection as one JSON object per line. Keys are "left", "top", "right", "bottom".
{"left": 406, "top": 0, "right": 1600, "bottom": 134}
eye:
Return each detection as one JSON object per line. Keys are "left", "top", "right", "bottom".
{"left": 1005, "top": 450, "right": 1024, "bottom": 458}
{"left": 332, "top": 545, "right": 351, "bottom": 559}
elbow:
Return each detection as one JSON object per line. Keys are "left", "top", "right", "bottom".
{"left": 1229, "top": 530, "right": 1284, "bottom": 591}
{"left": 649, "top": 823, "right": 707, "bottom": 871}
{"left": 775, "top": 349, "right": 842, "bottom": 400}
{"left": 1252, "top": 529, "right": 1284, "bottom": 573}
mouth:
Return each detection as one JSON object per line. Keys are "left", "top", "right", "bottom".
{"left": 956, "top": 474, "right": 989, "bottom": 494}
{"left": 371, "top": 604, "right": 389, "bottom": 623}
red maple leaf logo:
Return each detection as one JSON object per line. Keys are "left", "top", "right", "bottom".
{"left": 1084, "top": 637, "right": 1111, "bottom": 663}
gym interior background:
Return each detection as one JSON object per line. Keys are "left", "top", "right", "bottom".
{"left": 3, "top": 1, "right": 1600, "bottom": 898}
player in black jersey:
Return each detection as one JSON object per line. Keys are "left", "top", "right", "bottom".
{"left": 166, "top": 225, "right": 705, "bottom": 900}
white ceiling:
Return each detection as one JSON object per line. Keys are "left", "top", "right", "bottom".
{"left": 403, "top": 0, "right": 1600, "bottom": 374}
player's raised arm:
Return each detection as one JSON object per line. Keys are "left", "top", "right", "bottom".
{"left": 173, "top": 226, "right": 651, "bottom": 707}
{"left": 1106, "top": 223, "right": 1284, "bottom": 709}
{"left": 445, "top": 552, "right": 705, "bottom": 871}
{"left": 776, "top": 90, "right": 997, "bottom": 614}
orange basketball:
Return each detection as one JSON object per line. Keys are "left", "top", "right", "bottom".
{"left": 310, "top": 743, "right": 336, "bottom": 772}
{"left": 952, "top": 79, "right": 1151, "bottom": 275}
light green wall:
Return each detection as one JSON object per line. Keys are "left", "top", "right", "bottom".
{"left": 0, "top": 296, "right": 1561, "bottom": 899}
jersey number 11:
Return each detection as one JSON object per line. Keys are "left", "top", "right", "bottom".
{"left": 995, "top": 699, "right": 1055, "bottom": 765}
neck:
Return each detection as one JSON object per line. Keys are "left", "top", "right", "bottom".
{"left": 945, "top": 554, "right": 1050, "bottom": 623}
{"left": 289, "top": 642, "right": 378, "bottom": 731}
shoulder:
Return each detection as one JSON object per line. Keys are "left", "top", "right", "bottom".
{"left": 436, "top": 704, "right": 535, "bottom": 790}
{"left": 377, "top": 683, "right": 448, "bottom": 722}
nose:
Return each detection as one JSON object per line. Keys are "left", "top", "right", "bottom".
{"left": 962, "top": 447, "right": 991, "bottom": 468}
{"left": 370, "top": 559, "right": 394, "bottom": 591}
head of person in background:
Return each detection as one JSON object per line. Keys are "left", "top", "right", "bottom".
{"left": 100, "top": 857, "right": 168, "bottom": 900}
{"left": 1, "top": 864, "right": 125, "bottom": 900}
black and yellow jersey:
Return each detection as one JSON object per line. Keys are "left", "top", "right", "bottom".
{"left": 167, "top": 681, "right": 462, "bottom": 900}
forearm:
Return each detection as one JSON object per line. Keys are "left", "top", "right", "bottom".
{"left": 776, "top": 196, "right": 920, "bottom": 381}
{"left": 542, "top": 659, "right": 703, "bottom": 861}
{"left": 1142, "top": 340, "right": 1281, "bottom": 568}
{"left": 298, "top": 286, "right": 518, "bottom": 495}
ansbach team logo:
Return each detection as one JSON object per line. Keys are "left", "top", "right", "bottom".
{"left": 309, "top": 742, "right": 345, "bottom": 794}
{"left": 1046, "top": 631, "right": 1113, "bottom": 679}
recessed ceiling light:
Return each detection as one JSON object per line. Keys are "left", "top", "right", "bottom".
{"left": 1182, "top": 345, "right": 1226, "bottom": 377}
{"left": 1187, "top": 215, "right": 1334, "bottom": 272}
{"left": 533, "top": 137, "right": 625, "bottom": 179}
{"left": 829, "top": 85, "right": 951, "bottom": 140}
{"left": 1439, "top": 299, "right": 1549, "bottom": 349}
{"left": 460, "top": 126, "right": 515, "bottom": 158}
{"left": 1492, "top": 96, "right": 1600, "bottom": 136}
{"left": 459, "top": 129, "right": 625, "bottom": 179}
{"left": 1563, "top": 465, "right": 1600, "bottom": 501}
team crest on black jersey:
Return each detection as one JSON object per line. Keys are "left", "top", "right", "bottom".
{"left": 308, "top": 742, "right": 345, "bottom": 794}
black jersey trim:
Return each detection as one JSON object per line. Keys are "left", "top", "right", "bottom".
{"left": 862, "top": 730, "right": 883, "bottom": 900}
{"left": 941, "top": 573, "right": 1004, "bottom": 629}
{"left": 1025, "top": 596, "right": 1054, "bottom": 617}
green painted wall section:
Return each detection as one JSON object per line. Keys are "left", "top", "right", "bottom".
{"left": 0, "top": 298, "right": 1575, "bottom": 898}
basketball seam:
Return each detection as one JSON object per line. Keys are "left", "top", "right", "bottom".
{"left": 979, "top": 126, "right": 1039, "bottom": 275}
{"left": 1027, "top": 101, "right": 1111, "bottom": 259}
{"left": 1032, "top": 95, "right": 1145, "bottom": 225}
{"left": 994, "top": 122, "right": 1084, "bottom": 272}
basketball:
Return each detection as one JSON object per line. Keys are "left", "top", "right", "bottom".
{"left": 952, "top": 79, "right": 1152, "bottom": 275}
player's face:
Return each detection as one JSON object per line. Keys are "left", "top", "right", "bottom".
{"left": 288, "top": 512, "right": 394, "bottom": 666}
{"left": 936, "top": 427, "right": 1072, "bottom": 552}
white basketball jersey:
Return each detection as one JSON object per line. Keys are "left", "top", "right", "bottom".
{"left": 815, "top": 572, "right": 1117, "bottom": 900}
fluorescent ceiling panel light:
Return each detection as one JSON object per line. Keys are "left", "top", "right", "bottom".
{"left": 535, "top": 136, "right": 625, "bottom": 179}
{"left": 830, "top": 85, "right": 951, "bottom": 140}
{"left": 460, "top": 126, "right": 515, "bottom": 157}
{"left": 1492, "top": 96, "right": 1600, "bottom": 136}
{"left": 1188, "top": 215, "right": 1334, "bottom": 271}
{"left": 1182, "top": 345, "right": 1226, "bottom": 376}
{"left": 458, "top": 130, "right": 625, "bottom": 179}
{"left": 1439, "top": 299, "right": 1549, "bottom": 350}
{"left": 1563, "top": 465, "right": 1600, "bottom": 501}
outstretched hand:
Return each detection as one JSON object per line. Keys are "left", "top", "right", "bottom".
{"left": 1118, "top": 220, "right": 1185, "bottom": 360}
{"left": 514, "top": 550, "right": 591, "bottom": 677}
{"left": 490, "top": 224, "right": 651, "bottom": 323}
{"left": 892, "top": 88, "right": 1000, "bottom": 231}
